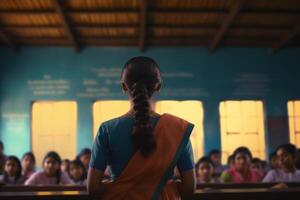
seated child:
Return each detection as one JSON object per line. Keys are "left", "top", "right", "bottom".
{"left": 21, "top": 152, "right": 36, "bottom": 180}
{"left": 1, "top": 156, "right": 25, "bottom": 184}
{"left": 220, "top": 147, "right": 261, "bottom": 183}
{"left": 263, "top": 144, "right": 300, "bottom": 183}
{"left": 69, "top": 159, "right": 86, "bottom": 185}
{"left": 196, "top": 157, "right": 219, "bottom": 184}
{"left": 25, "top": 151, "right": 72, "bottom": 185}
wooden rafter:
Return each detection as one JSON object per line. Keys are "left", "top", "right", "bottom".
{"left": 51, "top": 0, "right": 80, "bottom": 52}
{"left": 139, "top": 0, "right": 147, "bottom": 51}
{"left": 0, "top": 29, "right": 16, "bottom": 50}
{"left": 272, "top": 26, "right": 300, "bottom": 53}
{"left": 209, "top": 0, "right": 246, "bottom": 52}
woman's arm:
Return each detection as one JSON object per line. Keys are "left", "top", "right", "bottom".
{"left": 177, "top": 169, "right": 196, "bottom": 200}
{"left": 87, "top": 167, "right": 106, "bottom": 198}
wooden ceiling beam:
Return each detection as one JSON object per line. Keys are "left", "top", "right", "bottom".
{"left": 1, "top": 9, "right": 300, "bottom": 15}
{"left": 51, "top": 0, "right": 80, "bottom": 52}
{"left": 139, "top": 0, "right": 147, "bottom": 51}
{"left": 209, "top": 0, "right": 246, "bottom": 52}
{"left": 10, "top": 37, "right": 283, "bottom": 47}
{"left": 0, "top": 24, "right": 294, "bottom": 30}
{"left": 272, "top": 26, "right": 300, "bottom": 53}
{"left": 0, "top": 29, "right": 17, "bottom": 50}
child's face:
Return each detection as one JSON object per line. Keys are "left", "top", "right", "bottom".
{"left": 277, "top": 148, "right": 294, "bottom": 169}
{"left": 43, "top": 157, "right": 59, "bottom": 177}
{"left": 197, "top": 162, "right": 214, "bottom": 182}
{"left": 251, "top": 162, "right": 264, "bottom": 174}
{"left": 210, "top": 153, "right": 221, "bottom": 165}
{"left": 60, "top": 161, "right": 69, "bottom": 172}
{"left": 5, "top": 160, "right": 18, "bottom": 177}
{"left": 234, "top": 153, "right": 251, "bottom": 171}
{"left": 22, "top": 155, "right": 34, "bottom": 171}
{"left": 270, "top": 155, "right": 279, "bottom": 169}
{"left": 80, "top": 154, "right": 91, "bottom": 168}
{"left": 69, "top": 164, "right": 84, "bottom": 181}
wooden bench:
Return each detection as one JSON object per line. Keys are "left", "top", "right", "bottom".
{"left": 197, "top": 182, "right": 300, "bottom": 189}
{"left": 1, "top": 188, "right": 300, "bottom": 200}
{"left": 0, "top": 185, "right": 86, "bottom": 192}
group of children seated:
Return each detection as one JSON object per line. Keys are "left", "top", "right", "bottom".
{"left": 0, "top": 142, "right": 91, "bottom": 185}
{"left": 195, "top": 144, "right": 300, "bottom": 184}
{"left": 1, "top": 140, "right": 300, "bottom": 186}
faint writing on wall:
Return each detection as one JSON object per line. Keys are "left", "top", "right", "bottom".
{"left": 233, "top": 73, "right": 270, "bottom": 96}
{"left": 77, "top": 68, "right": 197, "bottom": 98}
{"left": 162, "top": 72, "right": 194, "bottom": 78}
{"left": 2, "top": 113, "right": 28, "bottom": 132}
{"left": 91, "top": 68, "right": 122, "bottom": 78}
{"left": 27, "top": 75, "right": 70, "bottom": 96}
{"left": 161, "top": 88, "right": 209, "bottom": 97}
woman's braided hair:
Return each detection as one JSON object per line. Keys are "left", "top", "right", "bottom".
{"left": 121, "top": 56, "right": 162, "bottom": 156}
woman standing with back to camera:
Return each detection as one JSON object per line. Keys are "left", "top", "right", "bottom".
{"left": 87, "top": 56, "right": 195, "bottom": 200}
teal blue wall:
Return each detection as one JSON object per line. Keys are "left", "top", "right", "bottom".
{"left": 0, "top": 47, "right": 299, "bottom": 158}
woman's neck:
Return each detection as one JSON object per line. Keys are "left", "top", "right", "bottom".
{"left": 124, "top": 100, "right": 160, "bottom": 117}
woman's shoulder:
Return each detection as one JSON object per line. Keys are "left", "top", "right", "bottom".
{"left": 99, "top": 116, "right": 133, "bottom": 130}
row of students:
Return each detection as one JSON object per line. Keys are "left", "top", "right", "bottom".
{"left": 0, "top": 146, "right": 92, "bottom": 186}
{"left": 1, "top": 142, "right": 300, "bottom": 186}
{"left": 196, "top": 144, "right": 300, "bottom": 184}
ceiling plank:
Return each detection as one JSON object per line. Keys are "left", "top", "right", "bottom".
{"left": 272, "top": 26, "right": 300, "bottom": 53}
{"left": 0, "top": 29, "right": 17, "bottom": 50}
{"left": 209, "top": 0, "right": 246, "bottom": 52}
{"left": 51, "top": 0, "right": 80, "bottom": 52}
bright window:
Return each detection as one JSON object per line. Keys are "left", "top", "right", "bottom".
{"left": 93, "top": 101, "right": 130, "bottom": 137}
{"left": 288, "top": 101, "right": 300, "bottom": 147}
{"left": 155, "top": 100, "right": 204, "bottom": 161}
{"left": 219, "top": 100, "right": 266, "bottom": 164}
{"left": 31, "top": 101, "right": 77, "bottom": 166}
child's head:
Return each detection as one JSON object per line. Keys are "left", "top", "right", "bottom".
{"left": 276, "top": 144, "right": 297, "bottom": 170}
{"left": 22, "top": 152, "right": 35, "bottom": 172}
{"left": 296, "top": 148, "right": 300, "bottom": 169}
{"left": 208, "top": 149, "right": 221, "bottom": 166}
{"left": 196, "top": 157, "right": 214, "bottom": 183}
{"left": 69, "top": 159, "right": 86, "bottom": 182}
{"left": 269, "top": 151, "right": 279, "bottom": 170}
{"left": 43, "top": 151, "right": 61, "bottom": 177}
{"left": 251, "top": 158, "right": 264, "bottom": 175}
{"left": 227, "top": 154, "right": 234, "bottom": 168}
{"left": 77, "top": 148, "right": 91, "bottom": 169}
{"left": 61, "top": 159, "right": 70, "bottom": 173}
{"left": 5, "top": 156, "right": 22, "bottom": 178}
{"left": 232, "top": 147, "right": 252, "bottom": 171}
{"left": 0, "top": 141, "right": 4, "bottom": 155}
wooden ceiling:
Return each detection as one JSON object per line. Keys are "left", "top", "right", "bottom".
{"left": 0, "top": 0, "right": 299, "bottom": 52}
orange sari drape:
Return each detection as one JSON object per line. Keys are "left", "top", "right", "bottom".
{"left": 101, "top": 113, "right": 194, "bottom": 200}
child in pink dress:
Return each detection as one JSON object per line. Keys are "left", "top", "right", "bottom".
{"left": 221, "top": 147, "right": 261, "bottom": 183}
{"left": 25, "top": 151, "right": 72, "bottom": 185}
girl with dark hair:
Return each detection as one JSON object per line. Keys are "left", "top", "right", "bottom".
{"left": 1, "top": 156, "right": 25, "bottom": 184}
{"left": 25, "top": 151, "right": 72, "bottom": 185}
{"left": 196, "top": 157, "right": 219, "bottom": 184}
{"left": 21, "top": 152, "right": 36, "bottom": 180}
{"left": 87, "top": 56, "right": 195, "bottom": 200}
{"left": 77, "top": 148, "right": 91, "bottom": 170}
{"left": 61, "top": 159, "right": 70, "bottom": 173}
{"left": 263, "top": 144, "right": 300, "bottom": 182}
{"left": 220, "top": 146, "right": 261, "bottom": 183}
{"left": 69, "top": 159, "right": 86, "bottom": 185}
